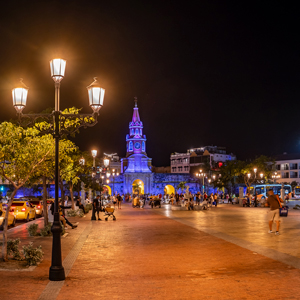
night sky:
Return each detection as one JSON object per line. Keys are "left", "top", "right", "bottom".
{"left": 0, "top": 1, "right": 299, "bottom": 166}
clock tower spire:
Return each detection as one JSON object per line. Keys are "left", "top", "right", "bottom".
{"left": 126, "top": 98, "right": 147, "bottom": 156}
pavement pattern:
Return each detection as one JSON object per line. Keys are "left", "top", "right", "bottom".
{"left": 1, "top": 203, "right": 300, "bottom": 299}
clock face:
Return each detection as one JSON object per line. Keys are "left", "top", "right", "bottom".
{"left": 134, "top": 142, "right": 141, "bottom": 149}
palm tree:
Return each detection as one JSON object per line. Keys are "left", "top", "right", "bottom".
{"left": 177, "top": 181, "right": 186, "bottom": 193}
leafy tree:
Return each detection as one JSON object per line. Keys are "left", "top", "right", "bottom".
{"left": 0, "top": 122, "right": 53, "bottom": 261}
{"left": 212, "top": 160, "right": 242, "bottom": 194}
{"left": 177, "top": 181, "right": 187, "bottom": 193}
{"left": 239, "top": 156, "right": 274, "bottom": 193}
{"left": 290, "top": 181, "right": 298, "bottom": 190}
{"left": 57, "top": 140, "right": 78, "bottom": 208}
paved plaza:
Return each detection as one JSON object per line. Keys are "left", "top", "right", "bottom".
{"left": 1, "top": 203, "right": 300, "bottom": 299}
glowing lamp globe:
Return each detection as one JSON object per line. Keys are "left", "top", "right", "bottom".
{"left": 79, "top": 157, "right": 85, "bottom": 165}
{"left": 87, "top": 77, "right": 105, "bottom": 113}
{"left": 91, "top": 150, "right": 97, "bottom": 158}
{"left": 12, "top": 86, "right": 28, "bottom": 114}
{"left": 103, "top": 158, "right": 110, "bottom": 167}
{"left": 50, "top": 58, "right": 66, "bottom": 82}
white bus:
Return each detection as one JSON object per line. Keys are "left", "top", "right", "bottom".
{"left": 294, "top": 186, "right": 300, "bottom": 198}
{"left": 250, "top": 184, "right": 292, "bottom": 200}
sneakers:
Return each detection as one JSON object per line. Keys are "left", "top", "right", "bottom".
{"left": 268, "top": 230, "right": 280, "bottom": 235}
{"left": 98, "top": 218, "right": 102, "bottom": 221}
{"left": 65, "top": 226, "right": 68, "bottom": 230}
{"left": 72, "top": 225, "right": 78, "bottom": 229}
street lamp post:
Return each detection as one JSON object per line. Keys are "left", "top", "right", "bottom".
{"left": 199, "top": 169, "right": 205, "bottom": 194}
{"left": 112, "top": 169, "right": 115, "bottom": 196}
{"left": 12, "top": 59, "right": 105, "bottom": 282}
{"left": 92, "top": 150, "right": 97, "bottom": 168}
{"left": 90, "top": 149, "right": 97, "bottom": 203}
{"left": 253, "top": 167, "right": 257, "bottom": 196}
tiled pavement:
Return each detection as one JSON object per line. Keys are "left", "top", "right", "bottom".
{"left": 1, "top": 204, "right": 300, "bottom": 299}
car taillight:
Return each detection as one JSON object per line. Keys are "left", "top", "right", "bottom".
{"left": 37, "top": 205, "right": 41, "bottom": 209}
{"left": 21, "top": 208, "right": 26, "bottom": 212}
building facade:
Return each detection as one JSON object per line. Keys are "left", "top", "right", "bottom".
{"left": 275, "top": 153, "right": 300, "bottom": 184}
{"left": 170, "top": 146, "right": 236, "bottom": 174}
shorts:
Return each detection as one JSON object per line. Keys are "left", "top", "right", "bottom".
{"left": 268, "top": 209, "right": 280, "bottom": 221}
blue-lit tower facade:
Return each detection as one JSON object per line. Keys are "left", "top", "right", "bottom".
{"left": 121, "top": 98, "right": 153, "bottom": 194}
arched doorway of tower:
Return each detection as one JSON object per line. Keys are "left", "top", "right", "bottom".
{"left": 103, "top": 185, "right": 111, "bottom": 196}
{"left": 164, "top": 184, "right": 175, "bottom": 195}
{"left": 132, "top": 179, "right": 144, "bottom": 195}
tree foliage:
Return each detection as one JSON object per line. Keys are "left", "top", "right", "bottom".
{"left": 0, "top": 122, "right": 53, "bottom": 261}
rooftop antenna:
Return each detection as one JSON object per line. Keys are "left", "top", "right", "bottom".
{"left": 134, "top": 96, "right": 138, "bottom": 107}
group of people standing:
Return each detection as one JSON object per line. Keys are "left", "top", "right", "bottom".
{"left": 164, "top": 192, "right": 220, "bottom": 207}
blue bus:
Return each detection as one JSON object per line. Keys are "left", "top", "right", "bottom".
{"left": 250, "top": 184, "right": 292, "bottom": 200}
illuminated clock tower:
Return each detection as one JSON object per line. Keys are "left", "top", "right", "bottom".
{"left": 126, "top": 97, "right": 147, "bottom": 157}
{"left": 121, "top": 98, "right": 152, "bottom": 194}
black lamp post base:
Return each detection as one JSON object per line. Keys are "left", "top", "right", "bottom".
{"left": 49, "top": 266, "right": 65, "bottom": 281}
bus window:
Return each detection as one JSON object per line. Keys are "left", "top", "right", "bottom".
{"left": 255, "top": 187, "right": 264, "bottom": 195}
{"left": 284, "top": 186, "right": 291, "bottom": 193}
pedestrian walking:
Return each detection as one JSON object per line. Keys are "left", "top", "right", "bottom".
{"left": 214, "top": 193, "right": 218, "bottom": 207}
{"left": 254, "top": 192, "right": 258, "bottom": 207}
{"left": 93, "top": 195, "right": 102, "bottom": 221}
{"left": 266, "top": 189, "right": 283, "bottom": 235}
{"left": 196, "top": 192, "right": 201, "bottom": 205}
{"left": 117, "top": 193, "right": 122, "bottom": 209}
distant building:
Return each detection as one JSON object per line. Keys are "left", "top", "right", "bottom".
{"left": 170, "top": 146, "right": 236, "bottom": 174}
{"left": 102, "top": 153, "right": 121, "bottom": 174}
{"left": 152, "top": 166, "right": 171, "bottom": 173}
{"left": 275, "top": 153, "right": 300, "bottom": 184}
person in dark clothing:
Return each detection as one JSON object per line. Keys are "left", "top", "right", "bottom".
{"left": 254, "top": 192, "right": 258, "bottom": 207}
{"left": 76, "top": 197, "right": 86, "bottom": 214}
{"left": 50, "top": 201, "right": 77, "bottom": 229}
{"left": 117, "top": 194, "right": 122, "bottom": 209}
{"left": 93, "top": 195, "right": 102, "bottom": 221}
{"left": 175, "top": 193, "right": 180, "bottom": 205}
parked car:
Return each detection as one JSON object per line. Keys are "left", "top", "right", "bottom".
{"left": 10, "top": 201, "right": 36, "bottom": 222}
{"left": 0, "top": 203, "right": 16, "bottom": 230}
{"left": 29, "top": 200, "right": 44, "bottom": 216}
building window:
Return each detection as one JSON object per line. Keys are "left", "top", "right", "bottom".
{"left": 178, "top": 166, "right": 183, "bottom": 172}
{"left": 172, "top": 167, "right": 176, "bottom": 172}
{"left": 184, "top": 166, "right": 189, "bottom": 171}
{"left": 129, "top": 141, "right": 133, "bottom": 151}
{"left": 276, "top": 164, "right": 280, "bottom": 170}
{"left": 291, "top": 172, "right": 298, "bottom": 178}
{"left": 135, "top": 129, "right": 139, "bottom": 135}
{"left": 290, "top": 163, "right": 298, "bottom": 170}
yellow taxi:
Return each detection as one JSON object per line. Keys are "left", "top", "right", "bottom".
{"left": 11, "top": 201, "right": 36, "bottom": 222}
{"left": 0, "top": 203, "right": 16, "bottom": 230}
{"left": 29, "top": 200, "right": 44, "bottom": 216}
